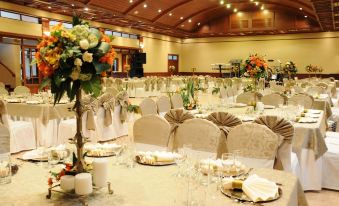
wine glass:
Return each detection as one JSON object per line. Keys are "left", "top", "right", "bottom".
{"left": 221, "top": 153, "right": 235, "bottom": 177}
{"left": 174, "top": 148, "right": 187, "bottom": 178}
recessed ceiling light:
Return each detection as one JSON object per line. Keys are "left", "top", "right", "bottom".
{"left": 134, "top": 10, "right": 139, "bottom": 14}
{"left": 237, "top": 12, "right": 242, "bottom": 16}
{"left": 71, "top": 4, "right": 74, "bottom": 7}
{"left": 143, "top": 3, "right": 147, "bottom": 8}
{"left": 188, "top": 19, "right": 192, "bottom": 23}
{"left": 181, "top": 24, "right": 184, "bottom": 27}
{"left": 261, "top": 5, "right": 264, "bottom": 10}
{"left": 304, "top": 15, "right": 308, "bottom": 18}
{"left": 158, "top": 9, "right": 162, "bottom": 13}
{"left": 197, "top": 22, "right": 200, "bottom": 26}
{"left": 226, "top": 4, "right": 231, "bottom": 9}
{"left": 169, "top": 13, "right": 173, "bottom": 16}
{"left": 220, "top": 0, "right": 224, "bottom": 5}
{"left": 255, "top": 1, "right": 259, "bottom": 6}
{"left": 263, "top": 10, "right": 269, "bottom": 14}
{"left": 84, "top": 7, "right": 89, "bottom": 11}
{"left": 129, "top": 0, "right": 133, "bottom": 3}
{"left": 48, "top": 6, "right": 51, "bottom": 9}
{"left": 180, "top": 16, "right": 183, "bottom": 20}
{"left": 233, "top": 8, "right": 238, "bottom": 12}
{"left": 299, "top": 7, "right": 303, "bottom": 10}
{"left": 250, "top": 0, "right": 254, "bottom": 2}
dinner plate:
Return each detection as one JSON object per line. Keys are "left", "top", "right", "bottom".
{"left": 135, "top": 155, "right": 176, "bottom": 166}
{"left": 86, "top": 151, "right": 117, "bottom": 158}
{"left": 221, "top": 186, "right": 282, "bottom": 203}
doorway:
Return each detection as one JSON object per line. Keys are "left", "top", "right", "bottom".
{"left": 168, "top": 54, "right": 179, "bottom": 75}
{"left": 21, "top": 46, "right": 41, "bottom": 93}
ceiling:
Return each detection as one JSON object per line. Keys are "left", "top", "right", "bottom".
{"left": 3, "top": 0, "right": 339, "bottom": 38}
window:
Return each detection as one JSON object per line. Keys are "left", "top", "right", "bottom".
{"left": 168, "top": 55, "right": 173, "bottom": 60}
{"left": 130, "top": 34, "right": 138, "bottom": 39}
{"left": 113, "top": 32, "right": 121, "bottom": 37}
{"left": 122, "top": 33, "right": 129, "bottom": 38}
{"left": 63, "top": 22, "right": 73, "bottom": 29}
{"left": 21, "top": 15, "right": 39, "bottom": 23}
{"left": 172, "top": 55, "right": 178, "bottom": 60}
{"left": 22, "top": 47, "right": 40, "bottom": 84}
{"left": 105, "top": 30, "right": 113, "bottom": 35}
{"left": 49, "top": 20, "right": 72, "bottom": 28}
{"left": 0, "top": 11, "right": 20, "bottom": 20}
{"left": 113, "top": 58, "right": 119, "bottom": 72}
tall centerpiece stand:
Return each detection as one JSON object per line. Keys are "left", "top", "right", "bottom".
{"left": 34, "top": 16, "right": 116, "bottom": 205}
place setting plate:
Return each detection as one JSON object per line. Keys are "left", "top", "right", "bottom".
{"left": 134, "top": 155, "right": 176, "bottom": 166}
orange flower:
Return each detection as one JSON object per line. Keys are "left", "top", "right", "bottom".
{"left": 48, "top": 177, "right": 53, "bottom": 187}
{"left": 101, "top": 71, "right": 107, "bottom": 77}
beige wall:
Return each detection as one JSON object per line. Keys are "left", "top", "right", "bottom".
{"left": 181, "top": 32, "right": 339, "bottom": 74}
{"left": 0, "top": 43, "right": 21, "bottom": 87}
{"left": 0, "top": 17, "right": 42, "bottom": 37}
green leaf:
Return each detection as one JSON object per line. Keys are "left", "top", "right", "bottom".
{"left": 81, "top": 76, "right": 102, "bottom": 98}
{"left": 93, "top": 62, "right": 111, "bottom": 74}
{"left": 39, "top": 78, "right": 51, "bottom": 90}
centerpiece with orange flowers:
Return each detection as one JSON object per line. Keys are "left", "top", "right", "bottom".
{"left": 34, "top": 16, "right": 115, "bottom": 174}
{"left": 241, "top": 54, "right": 268, "bottom": 88}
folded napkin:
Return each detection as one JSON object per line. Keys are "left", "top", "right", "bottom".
{"left": 137, "top": 151, "right": 179, "bottom": 163}
{"left": 298, "top": 117, "right": 317, "bottom": 123}
{"left": 304, "top": 109, "right": 321, "bottom": 114}
{"left": 22, "top": 148, "right": 46, "bottom": 160}
{"left": 223, "top": 174, "right": 279, "bottom": 202}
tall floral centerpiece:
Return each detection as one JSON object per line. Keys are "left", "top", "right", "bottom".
{"left": 283, "top": 61, "right": 297, "bottom": 79}
{"left": 34, "top": 16, "right": 115, "bottom": 173}
{"left": 306, "top": 64, "right": 323, "bottom": 78}
{"left": 240, "top": 54, "right": 268, "bottom": 90}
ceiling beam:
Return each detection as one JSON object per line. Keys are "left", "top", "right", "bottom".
{"left": 123, "top": 0, "right": 146, "bottom": 15}
{"left": 151, "top": 0, "right": 194, "bottom": 22}
{"left": 174, "top": 6, "right": 220, "bottom": 28}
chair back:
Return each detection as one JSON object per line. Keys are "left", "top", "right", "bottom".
{"left": 106, "top": 87, "right": 119, "bottom": 96}
{"left": 133, "top": 114, "right": 170, "bottom": 147}
{"left": 171, "top": 93, "right": 184, "bottom": 109}
{"left": 0, "top": 82, "right": 4, "bottom": 88}
{"left": 175, "top": 118, "right": 220, "bottom": 154}
{"left": 307, "top": 86, "right": 326, "bottom": 95}
{"left": 289, "top": 93, "right": 314, "bottom": 109}
{"left": 262, "top": 93, "right": 285, "bottom": 107}
{"left": 227, "top": 123, "right": 280, "bottom": 168}
{"left": 156, "top": 96, "right": 171, "bottom": 114}
{"left": 14, "top": 86, "right": 30, "bottom": 95}
{"left": 254, "top": 115, "right": 294, "bottom": 171}
{"left": 236, "top": 92, "right": 262, "bottom": 104}
{"left": 0, "top": 87, "right": 8, "bottom": 95}
{"left": 139, "top": 98, "right": 157, "bottom": 116}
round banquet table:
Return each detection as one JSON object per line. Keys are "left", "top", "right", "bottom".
{"left": 0, "top": 157, "right": 307, "bottom": 206}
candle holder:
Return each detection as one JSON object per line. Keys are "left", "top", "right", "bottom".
{"left": 46, "top": 182, "right": 114, "bottom": 206}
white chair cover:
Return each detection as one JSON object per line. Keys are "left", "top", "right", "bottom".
{"left": 262, "top": 93, "right": 285, "bottom": 107}
{"left": 14, "top": 86, "right": 30, "bottom": 95}
{"left": 0, "top": 82, "right": 4, "bottom": 88}
{"left": 139, "top": 98, "right": 157, "bottom": 116}
{"left": 227, "top": 123, "right": 280, "bottom": 169}
{"left": 175, "top": 118, "right": 220, "bottom": 155}
{"left": 322, "top": 132, "right": 339, "bottom": 190}
{"left": 171, "top": 93, "right": 184, "bottom": 109}
{"left": 133, "top": 114, "right": 170, "bottom": 149}
{"left": 156, "top": 96, "right": 171, "bottom": 116}
{"left": 289, "top": 94, "right": 314, "bottom": 109}
{"left": 0, "top": 87, "right": 8, "bottom": 95}
{"left": 236, "top": 92, "right": 262, "bottom": 104}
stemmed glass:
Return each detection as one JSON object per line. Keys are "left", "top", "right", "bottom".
{"left": 221, "top": 153, "right": 235, "bottom": 177}
{"left": 174, "top": 148, "right": 187, "bottom": 178}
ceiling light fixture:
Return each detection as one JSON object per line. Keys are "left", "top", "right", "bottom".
{"left": 129, "top": 0, "right": 133, "bottom": 3}
{"left": 71, "top": 4, "right": 74, "bottom": 7}
{"left": 304, "top": 15, "right": 308, "bottom": 18}
{"left": 188, "top": 19, "right": 192, "bottom": 23}
{"left": 263, "top": 10, "right": 268, "bottom": 14}
{"left": 299, "top": 7, "right": 303, "bottom": 10}
{"left": 226, "top": 4, "right": 231, "bottom": 9}
{"left": 143, "top": 3, "right": 147, "bottom": 8}
{"left": 255, "top": 1, "right": 259, "bottom": 6}
{"left": 169, "top": 13, "right": 173, "bottom": 16}
{"left": 158, "top": 9, "right": 162, "bottom": 13}
{"left": 197, "top": 22, "right": 201, "bottom": 26}
{"left": 180, "top": 16, "right": 183, "bottom": 20}
{"left": 48, "top": 6, "right": 51, "bottom": 9}
{"left": 233, "top": 8, "right": 238, "bottom": 12}
{"left": 261, "top": 5, "right": 264, "bottom": 10}
{"left": 181, "top": 24, "right": 184, "bottom": 27}
{"left": 134, "top": 10, "right": 139, "bottom": 14}
{"left": 220, "top": 0, "right": 224, "bottom": 5}
{"left": 84, "top": 7, "right": 89, "bottom": 11}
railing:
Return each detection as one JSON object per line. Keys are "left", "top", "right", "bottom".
{"left": 0, "top": 60, "right": 16, "bottom": 77}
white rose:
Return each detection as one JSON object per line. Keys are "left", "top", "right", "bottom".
{"left": 74, "top": 58, "right": 83, "bottom": 67}
{"left": 82, "top": 51, "right": 93, "bottom": 63}
{"left": 70, "top": 68, "right": 80, "bottom": 80}
{"left": 79, "top": 39, "right": 89, "bottom": 50}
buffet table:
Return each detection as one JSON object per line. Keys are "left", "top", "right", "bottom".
{"left": 0, "top": 157, "right": 307, "bottom": 206}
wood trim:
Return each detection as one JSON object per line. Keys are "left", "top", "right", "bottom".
{"left": 0, "top": 31, "right": 40, "bottom": 40}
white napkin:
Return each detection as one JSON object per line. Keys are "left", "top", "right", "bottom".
{"left": 22, "top": 148, "right": 46, "bottom": 160}
{"left": 242, "top": 174, "right": 279, "bottom": 202}
{"left": 298, "top": 117, "right": 317, "bottom": 123}
{"left": 306, "top": 109, "right": 321, "bottom": 114}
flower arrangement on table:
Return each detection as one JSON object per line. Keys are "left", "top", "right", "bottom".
{"left": 240, "top": 54, "right": 268, "bottom": 79}
{"left": 180, "top": 79, "right": 197, "bottom": 110}
{"left": 305, "top": 64, "right": 323, "bottom": 77}
{"left": 34, "top": 16, "right": 116, "bottom": 174}
{"left": 283, "top": 61, "right": 297, "bottom": 78}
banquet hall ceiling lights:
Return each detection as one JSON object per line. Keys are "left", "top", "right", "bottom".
{"left": 3, "top": 0, "right": 339, "bottom": 38}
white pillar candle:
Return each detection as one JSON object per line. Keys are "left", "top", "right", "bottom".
{"left": 93, "top": 158, "right": 109, "bottom": 188}
{"left": 60, "top": 175, "right": 75, "bottom": 192}
{"left": 75, "top": 173, "right": 93, "bottom": 195}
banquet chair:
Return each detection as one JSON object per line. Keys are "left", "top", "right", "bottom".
{"left": 106, "top": 87, "right": 119, "bottom": 96}
{"left": 175, "top": 118, "right": 220, "bottom": 158}
{"left": 271, "top": 85, "right": 285, "bottom": 93}
{"left": 289, "top": 94, "right": 314, "bottom": 109}
{"left": 96, "top": 93, "right": 117, "bottom": 142}
{"left": 301, "top": 82, "right": 313, "bottom": 88}
{"left": 171, "top": 93, "right": 184, "bottom": 109}
{"left": 0, "top": 125, "right": 10, "bottom": 153}
{"left": 262, "top": 93, "right": 286, "bottom": 107}
{"left": 164, "top": 109, "right": 194, "bottom": 150}
{"left": 236, "top": 92, "right": 262, "bottom": 104}
{"left": 316, "top": 82, "right": 328, "bottom": 90}
{"left": 0, "top": 87, "right": 8, "bottom": 95}
{"left": 14, "top": 86, "right": 30, "bottom": 95}
{"left": 219, "top": 87, "right": 227, "bottom": 99}
{"left": 227, "top": 123, "right": 280, "bottom": 169}
{"left": 322, "top": 132, "right": 339, "bottom": 190}
{"left": 293, "top": 85, "right": 304, "bottom": 94}
{"left": 206, "top": 112, "right": 242, "bottom": 158}
{"left": 307, "top": 86, "right": 326, "bottom": 95}
{"left": 135, "top": 80, "right": 147, "bottom": 98}
{"left": 133, "top": 114, "right": 170, "bottom": 151}
{"left": 0, "top": 100, "right": 36, "bottom": 153}
{"left": 156, "top": 96, "right": 171, "bottom": 117}
{"left": 254, "top": 115, "right": 294, "bottom": 171}
{"left": 139, "top": 98, "right": 157, "bottom": 116}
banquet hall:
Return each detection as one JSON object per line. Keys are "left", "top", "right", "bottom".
{"left": 0, "top": 0, "right": 339, "bottom": 205}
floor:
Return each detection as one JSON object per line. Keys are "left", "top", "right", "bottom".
{"left": 305, "top": 190, "right": 339, "bottom": 205}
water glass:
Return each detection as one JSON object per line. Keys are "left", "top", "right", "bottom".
{"left": 48, "top": 150, "right": 61, "bottom": 166}
{"left": 0, "top": 153, "right": 11, "bottom": 184}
